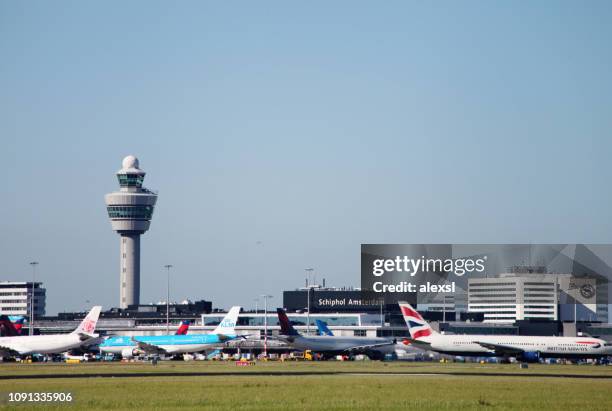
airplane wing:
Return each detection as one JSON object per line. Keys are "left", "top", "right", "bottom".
{"left": 402, "top": 338, "right": 432, "bottom": 350}
{"left": 78, "top": 333, "right": 100, "bottom": 342}
{"left": 344, "top": 341, "right": 396, "bottom": 353}
{"left": 216, "top": 334, "right": 237, "bottom": 342}
{"left": 0, "top": 344, "right": 27, "bottom": 357}
{"left": 81, "top": 336, "right": 105, "bottom": 347}
{"left": 130, "top": 338, "right": 167, "bottom": 355}
{"left": 474, "top": 341, "right": 524, "bottom": 356}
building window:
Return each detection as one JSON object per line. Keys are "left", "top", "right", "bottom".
{"left": 354, "top": 330, "right": 366, "bottom": 337}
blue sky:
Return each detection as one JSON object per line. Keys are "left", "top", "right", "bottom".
{"left": 1, "top": 1, "right": 611, "bottom": 314}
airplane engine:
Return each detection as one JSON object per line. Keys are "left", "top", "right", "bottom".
{"left": 121, "top": 348, "right": 138, "bottom": 359}
{"left": 518, "top": 351, "right": 540, "bottom": 363}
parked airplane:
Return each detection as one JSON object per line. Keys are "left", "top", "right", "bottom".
{"left": 0, "top": 306, "right": 102, "bottom": 357}
{"left": 276, "top": 308, "right": 395, "bottom": 359}
{"left": 315, "top": 318, "right": 424, "bottom": 359}
{"left": 175, "top": 321, "right": 190, "bottom": 335}
{"left": 0, "top": 315, "right": 22, "bottom": 337}
{"left": 315, "top": 320, "right": 334, "bottom": 336}
{"left": 99, "top": 306, "right": 241, "bottom": 358}
{"left": 399, "top": 302, "right": 612, "bottom": 362}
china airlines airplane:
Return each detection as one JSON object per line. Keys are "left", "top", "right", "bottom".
{"left": 0, "top": 306, "right": 102, "bottom": 357}
{"left": 399, "top": 302, "right": 612, "bottom": 362}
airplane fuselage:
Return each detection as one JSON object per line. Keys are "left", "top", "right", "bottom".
{"left": 420, "top": 334, "right": 612, "bottom": 358}
{"left": 99, "top": 334, "right": 235, "bottom": 355}
{"left": 0, "top": 334, "right": 92, "bottom": 355}
{"left": 287, "top": 335, "right": 394, "bottom": 354}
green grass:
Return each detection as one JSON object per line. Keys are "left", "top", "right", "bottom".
{"left": 0, "top": 362, "right": 611, "bottom": 410}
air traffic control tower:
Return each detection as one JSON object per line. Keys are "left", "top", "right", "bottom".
{"left": 105, "top": 155, "right": 158, "bottom": 308}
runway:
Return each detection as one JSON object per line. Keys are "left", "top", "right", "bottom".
{"left": 2, "top": 370, "right": 611, "bottom": 380}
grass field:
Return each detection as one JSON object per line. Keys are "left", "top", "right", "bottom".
{"left": 0, "top": 361, "right": 610, "bottom": 410}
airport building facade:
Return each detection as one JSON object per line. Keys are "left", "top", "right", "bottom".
{"left": 467, "top": 270, "right": 602, "bottom": 323}
{"left": 0, "top": 281, "right": 45, "bottom": 317}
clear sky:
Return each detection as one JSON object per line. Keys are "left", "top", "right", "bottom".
{"left": 1, "top": 1, "right": 611, "bottom": 315}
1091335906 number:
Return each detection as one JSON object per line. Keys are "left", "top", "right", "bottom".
{"left": 8, "top": 392, "right": 73, "bottom": 402}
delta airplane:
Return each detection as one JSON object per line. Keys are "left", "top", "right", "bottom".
{"left": 0, "top": 306, "right": 102, "bottom": 357}
{"left": 276, "top": 308, "right": 395, "bottom": 359}
{"left": 314, "top": 318, "right": 424, "bottom": 359}
{"left": 399, "top": 302, "right": 612, "bottom": 362}
{"left": 99, "top": 306, "right": 241, "bottom": 358}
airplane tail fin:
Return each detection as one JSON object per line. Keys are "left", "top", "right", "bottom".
{"left": 212, "top": 306, "right": 241, "bottom": 335}
{"left": 277, "top": 308, "right": 299, "bottom": 336}
{"left": 71, "top": 306, "right": 102, "bottom": 336}
{"left": 11, "top": 317, "right": 25, "bottom": 334}
{"left": 398, "top": 302, "right": 437, "bottom": 339}
{"left": 315, "top": 319, "right": 333, "bottom": 336}
{"left": 176, "top": 320, "right": 190, "bottom": 335}
{"left": 0, "top": 315, "right": 20, "bottom": 336}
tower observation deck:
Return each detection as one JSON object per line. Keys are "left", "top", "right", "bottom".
{"left": 105, "top": 155, "right": 158, "bottom": 308}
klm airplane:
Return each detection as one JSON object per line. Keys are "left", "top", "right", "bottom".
{"left": 99, "top": 306, "right": 241, "bottom": 358}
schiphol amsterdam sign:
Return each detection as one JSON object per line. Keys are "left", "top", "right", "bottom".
{"left": 360, "top": 244, "right": 612, "bottom": 305}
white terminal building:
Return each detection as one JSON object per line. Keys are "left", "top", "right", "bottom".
{"left": 468, "top": 270, "right": 599, "bottom": 323}
{"left": 105, "top": 156, "right": 158, "bottom": 309}
{"left": 0, "top": 281, "right": 45, "bottom": 316}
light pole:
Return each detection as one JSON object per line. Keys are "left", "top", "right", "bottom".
{"left": 304, "top": 268, "right": 314, "bottom": 334}
{"left": 443, "top": 295, "right": 447, "bottom": 323}
{"left": 164, "top": 264, "right": 173, "bottom": 335}
{"left": 304, "top": 268, "right": 314, "bottom": 287}
{"left": 29, "top": 262, "right": 38, "bottom": 336}
{"left": 254, "top": 298, "right": 259, "bottom": 315}
{"left": 307, "top": 287, "right": 312, "bottom": 334}
{"left": 260, "top": 294, "right": 272, "bottom": 358}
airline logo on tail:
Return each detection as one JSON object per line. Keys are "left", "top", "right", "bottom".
{"left": 0, "top": 316, "right": 21, "bottom": 336}
{"left": 176, "top": 321, "right": 190, "bottom": 335}
{"left": 212, "top": 306, "right": 241, "bottom": 336}
{"left": 72, "top": 306, "right": 102, "bottom": 336}
{"left": 11, "top": 317, "right": 24, "bottom": 334}
{"left": 315, "top": 320, "right": 334, "bottom": 336}
{"left": 277, "top": 308, "right": 299, "bottom": 336}
{"left": 399, "top": 302, "right": 435, "bottom": 339}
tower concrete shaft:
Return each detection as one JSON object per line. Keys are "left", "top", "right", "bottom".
{"left": 105, "top": 155, "right": 157, "bottom": 308}
{"left": 120, "top": 234, "right": 140, "bottom": 307}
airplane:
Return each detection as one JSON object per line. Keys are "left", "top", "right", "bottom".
{"left": 276, "top": 308, "right": 395, "bottom": 360}
{"left": 315, "top": 320, "right": 334, "bottom": 336}
{"left": 99, "top": 306, "right": 241, "bottom": 358}
{"left": 399, "top": 302, "right": 612, "bottom": 362}
{"left": 175, "top": 320, "right": 190, "bottom": 335}
{"left": 0, "top": 315, "right": 23, "bottom": 337}
{"left": 0, "top": 306, "right": 102, "bottom": 357}
{"left": 315, "top": 318, "right": 424, "bottom": 359}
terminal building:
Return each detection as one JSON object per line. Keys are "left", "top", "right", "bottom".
{"left": 0, "top": 281, "right": 45, "bottom": 317}
{"left": 467, "top": 266, "right": 604, "bottom": 323}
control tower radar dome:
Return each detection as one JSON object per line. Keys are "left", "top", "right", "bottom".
{"left": 121, "top": 155, "right": 140, "bottom": 170}
{"left": 105, "top": 155, "right": 158, "bottom": 308}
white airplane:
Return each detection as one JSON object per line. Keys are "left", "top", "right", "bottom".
{"left": 399, "top": 302, "right": 612, "bottom": 362}
{"left": 0, "top": 306, "right": 102, "bottom": 357}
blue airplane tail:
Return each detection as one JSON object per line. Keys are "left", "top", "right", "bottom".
{"left": 315, "top": 320, "right": 334, "bottom": 336}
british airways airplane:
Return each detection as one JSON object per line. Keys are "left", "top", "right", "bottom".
{"left": 99, "top": 306, "right": 241, "bottom": 358}
{"left": 399, "top": 302, "right": 612, "bottom": 362}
